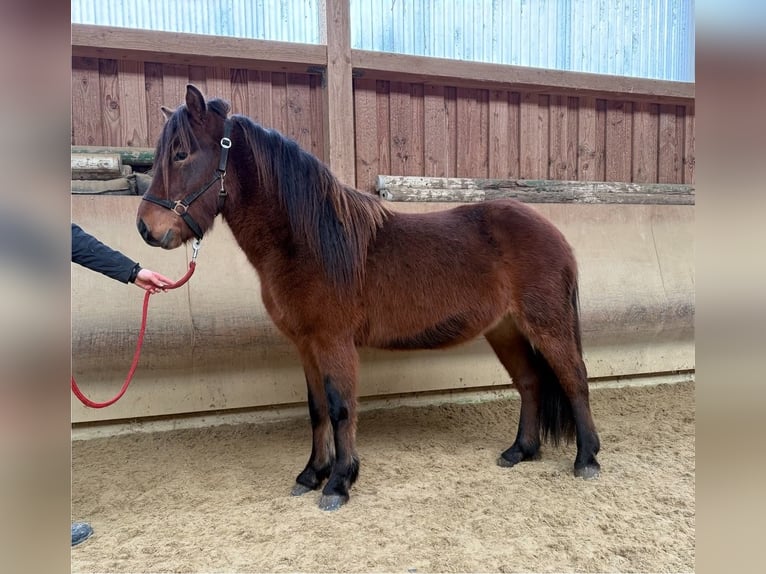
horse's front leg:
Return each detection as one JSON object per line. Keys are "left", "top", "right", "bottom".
{"left": 301, "top": 338, "right": 360, "bottom": 510}
{"left": 291, "top": 354, "right": 335, "bottom": 496}
{"left": 292, "top": 340, "right": 360, "bottom": 510}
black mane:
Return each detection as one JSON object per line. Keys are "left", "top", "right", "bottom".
{"left": 235, "top": 114, "right": 388, "bottom": 290}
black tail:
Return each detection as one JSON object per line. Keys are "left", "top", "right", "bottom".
{"left": 536, "top": 351, "right": 576, "bottom": 446}
{"left": 536, "top": 281, "right": 583, "bottom": 446}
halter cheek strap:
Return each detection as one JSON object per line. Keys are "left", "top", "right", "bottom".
{"left": 141, "top": 119, "right": 233, "bottom": 240}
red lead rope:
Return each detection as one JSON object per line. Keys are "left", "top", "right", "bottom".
{"left": 71, "top": 260, "right": 197, "bottom": 409}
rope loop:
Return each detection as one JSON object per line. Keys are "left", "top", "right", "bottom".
{"left": 71, "top": 259, "right": 197, "bottom": 409}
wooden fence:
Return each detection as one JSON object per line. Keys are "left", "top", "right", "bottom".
{"left": 71, "top": 0, "right": 694, "bottom": 193}
{"left": 352, "top": 80, "right": 694, "bottom": 192}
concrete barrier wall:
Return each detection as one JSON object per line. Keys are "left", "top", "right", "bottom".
{"left": 71, "top": 196, "right": 693, "bottom": 423}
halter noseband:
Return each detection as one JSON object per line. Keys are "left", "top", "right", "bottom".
{"left": 141, "top": 119, "right": 233, "bottom": 240}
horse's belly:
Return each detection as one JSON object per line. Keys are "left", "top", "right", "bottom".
{"left": 362, "top": 307, "right": 497, "bottom": 351}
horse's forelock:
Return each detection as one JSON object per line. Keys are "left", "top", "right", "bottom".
{"left": 151, "top": 97, "right": 231, "bottom": 196}
{"left": 155, "top": 107, "right": 197, "bottom": 195}
{"left": 158, "top": 97, "right": 229, "bottom": 155}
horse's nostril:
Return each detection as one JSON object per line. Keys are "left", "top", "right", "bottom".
{"left": 137, "top": 218, "right": 160, "bottom": 246}
{"left": 137, "top": 218, "right": 149, "bottom": 239}
{"left": 160, "top": 229, "right": 175, "bottom": 249}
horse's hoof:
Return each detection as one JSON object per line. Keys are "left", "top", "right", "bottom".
{"left": 291, "top": 483, "right": 314, "bottom": 496}
{"left": 497, "top": 455, "right": 517, "bottom": 468}
{"left": 318, "top": 494, "right": 348, "bottom": 511}
{"left": 498, "top": 444, "right": 538, "bottom": 468}
{"left": 497, "top": 450, "right": 527, "bottom": 468}
{"left": 574, "top": 464, "right": 600, "bottom": 480}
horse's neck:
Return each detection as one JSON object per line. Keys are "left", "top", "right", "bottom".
{"left": 220, "top": 167, "right": 293, "bottom": 275}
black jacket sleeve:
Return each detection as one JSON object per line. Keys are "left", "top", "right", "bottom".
{"left": 71, "top": 223, "right": 140, "bottom": 284}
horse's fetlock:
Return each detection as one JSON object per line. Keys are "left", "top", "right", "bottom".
{"left": 296, "top": 468, "right": 321, "bottom": 490}
{"left": 499, "top": 440, "right": 540, "bottom": 468}
{"left": 297, "top": 459, "right": 332, "bottom": 490}
{"left": 323, "top": 475, "right": 350, "bottom": 497}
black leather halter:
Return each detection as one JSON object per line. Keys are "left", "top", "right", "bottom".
{"left": 141, "top": 119, "right": 233, "bottom": 240}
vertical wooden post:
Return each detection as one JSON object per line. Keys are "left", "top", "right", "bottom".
{"left": 320, "top": 0, "right": 356, "bottom": 186}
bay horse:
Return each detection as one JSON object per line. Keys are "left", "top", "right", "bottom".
{"left": 136, "top": 85, "right": 600, "bottom": 511}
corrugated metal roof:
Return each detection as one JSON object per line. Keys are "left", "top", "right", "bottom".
{"left": 71, "top": 0, "right": 322, "bottom": 44}
{"left": 349, "top": 0, "right": 694, "bottom": 81}
{"left": 71, "top": 0, "right": 694, "bottom": 81}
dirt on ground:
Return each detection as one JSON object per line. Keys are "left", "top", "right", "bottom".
{"left": 72, "top": 381, "right": 694, "bottom": 573}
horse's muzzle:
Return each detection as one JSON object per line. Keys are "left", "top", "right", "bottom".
{"left": 137, "top": 218, "right": 176, "bottom": 249}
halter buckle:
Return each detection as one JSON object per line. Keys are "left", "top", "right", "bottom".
{"left": 220, "top": 137, "right": 232, "bottom": 149}
{"left": 172, "top": 201, "right": 188, "bottom": 216}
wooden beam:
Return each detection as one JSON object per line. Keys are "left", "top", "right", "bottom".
{"left": 71, "top": 24, "right": 326, "bottom": 74}
{"left": 376, "top": 176, "right": 695, "bottom": 205}
{"left": 72, "top": 24, "right": 694, "bottom": 105}
{"left": 320, "top": 0, "right": 356, "bottom": 185}
{"left": 353, "top": 50, "right": 694, "bottom": 104}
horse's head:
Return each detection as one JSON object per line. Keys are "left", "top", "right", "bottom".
{"left": 137, "top": 84, "right": 232, "bottom": 249}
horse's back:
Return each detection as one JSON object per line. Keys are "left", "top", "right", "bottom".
{"left": 371, "top": 199, "right": 575, "bottom": 274}
{"left": 358, "top": 199, "right": 576, "bottom": 349}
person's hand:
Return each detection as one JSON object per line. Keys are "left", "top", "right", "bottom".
{"left": 134, "top": 268, "right": 173, "bottom": 293}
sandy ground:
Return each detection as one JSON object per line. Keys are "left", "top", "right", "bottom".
{"left": 72, "top": 381, "right": 694, "bottom": 573}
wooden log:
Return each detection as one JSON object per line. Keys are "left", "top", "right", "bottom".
{"left": 71, "top": 146, "right": 155, "bottom": 167}
{"left": 376, "top": 175, "right": 695, "bottom": 205}
{"left": 71, "top": 153, "right": 123, "bottom": 180}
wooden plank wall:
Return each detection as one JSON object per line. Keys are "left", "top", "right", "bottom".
{"left": 352, "top": 79, "right": 695, "bottom": 192}
{"left": 71, "top": 56, "right": 694, "bottom": 192}
{"left": 71, "top": 57, "right": 326, "bottom": 160}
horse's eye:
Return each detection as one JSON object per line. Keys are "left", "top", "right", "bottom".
{"left": 173, "top": 151, "right": 188, "bottom": 162}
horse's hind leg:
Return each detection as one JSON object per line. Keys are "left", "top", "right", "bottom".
{"left": 485, "top": 316, "right": 544, "bottom": 466}
{"left": 520, "top": 310, "right": 601, "bottom": 479}
{"left": 548, "top": 347, "right": 600, "bottom": 478}
{"left": 540, "top": 339, "right": 600, "bottom": 478}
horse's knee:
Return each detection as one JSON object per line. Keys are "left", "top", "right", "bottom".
{"left": 324, "top": 376, "right": 349, "bottom": 425}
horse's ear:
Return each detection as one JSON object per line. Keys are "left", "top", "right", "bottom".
{"left": 160, "top": 106, "right": 173, "bottom": 121}
{"left": 185, "top": 84, "right": 206, "bottom": 123}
